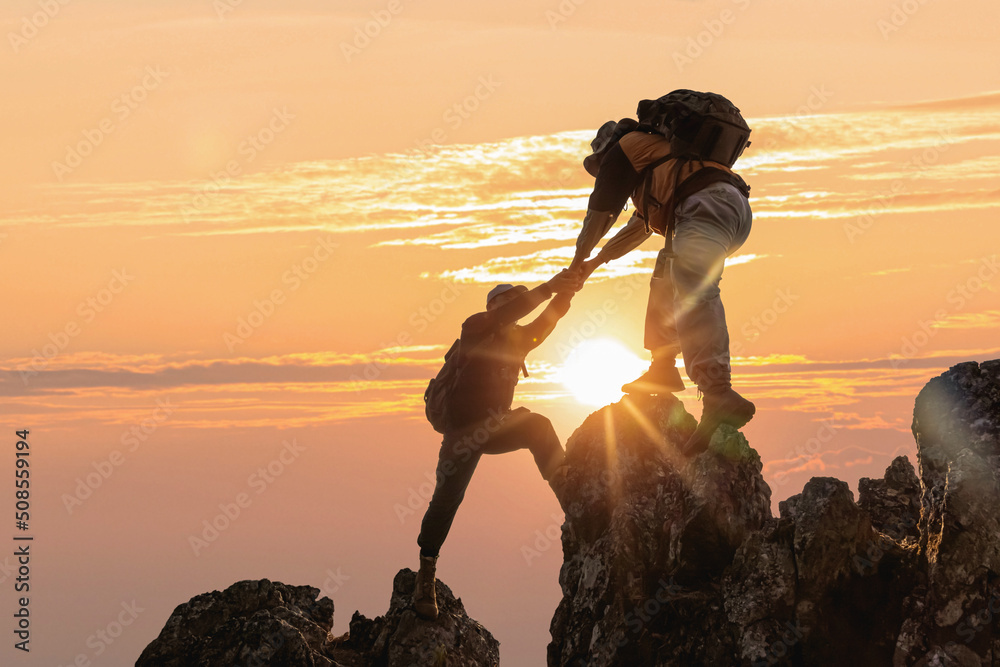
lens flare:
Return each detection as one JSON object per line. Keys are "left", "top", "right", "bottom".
{"left": 559, "top": 338, "right": 649, "bottom": 407}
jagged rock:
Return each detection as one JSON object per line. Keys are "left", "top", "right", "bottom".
{"left": 329, "top": 569, "right": 499, "bottom": 667}
{"left": 723, "top": 518, "right": 799, "bottom": 665}
{"left": 895, "top": 359, "right": 1000, "bottom": 664}
{"left": 779, "top": 477, "right": 918, "bottom": 666}
{"left": 137, "top": 571, "right": 499, "bottom": 667}
{"left": 136, "top": 579, "right": 337, "bottom": 667}
{"left": 548, "top": 393, "right": 772, "bottom": 666}
{"left": 547, "top": 360, "right": 1000, "bottom": 667}
{"left": 138, "top": 360, "right": 1000, "bottom": 667}
{"left": 858, "top": 456, "right": 922, "bottom": 543}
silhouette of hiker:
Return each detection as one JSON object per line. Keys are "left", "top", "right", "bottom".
{"left": 569, "top": 90, "right": 756, "bottom": 456}
{"left": 413, "top": 270, "right": 582, "bottom": 620}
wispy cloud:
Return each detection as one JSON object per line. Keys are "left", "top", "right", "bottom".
{"left": 5, "top": 93, "right": 999, "bottom": 251}
{"left": 425, "top": 247, "right": 766, "bottom": 284}
{"left": 1, "top": 348, "right": 443, "bottom": 396}
{"left": 930, "top": 310, "right": 1000, "bottom": 330}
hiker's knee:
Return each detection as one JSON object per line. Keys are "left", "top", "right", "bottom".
{"left": 521, "top": 412, "right": 555, "bottom": 437}
{"left": 523, "top": 415, "right": 560, "bottom": 454}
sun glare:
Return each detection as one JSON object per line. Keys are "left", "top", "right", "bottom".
{"left": 559, "top": 338, "right": 650, "bottom": 407}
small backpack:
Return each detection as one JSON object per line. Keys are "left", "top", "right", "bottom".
{"left": 424, "top": 338, "right": 462, "bottom": 434}
{"left": 423, "top": 334, "right": 529, "bottom": 434}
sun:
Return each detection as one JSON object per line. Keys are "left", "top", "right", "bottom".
{"left": 559, "top": 338, "right": 650, "bottom": 407}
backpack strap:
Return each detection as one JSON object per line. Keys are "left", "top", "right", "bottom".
{"left": 642, "top": 158, "right": 751, "bottom": 254}
{"left": 674, "top": 167, "right": 750, "bottom": 204}
{"left": 639, "top": 153, "right": 678, "bottom": 232}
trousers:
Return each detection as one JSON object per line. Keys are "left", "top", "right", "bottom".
{"left": 417, "top": 407, "right": 564, "bottom": 558}
{"left": 644, "top": 181, "right": 753, "bottom": 392}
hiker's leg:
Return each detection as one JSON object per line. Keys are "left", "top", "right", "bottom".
{"left": 417, "top": 433, "right": 482, "bottom": 558}
{"left": 482, "top": 409, "right": 565, "bottom": 480}
{"left": 672, "top": 183, "right": 752, "bottom": 393}
{"left": 619, "top": 244, "right": 687, "bottom": 394}
{"left": 644, "top": 247, "right": 681, "bottom": 360}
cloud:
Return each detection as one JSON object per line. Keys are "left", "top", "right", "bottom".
{"left": 765, "top": 444, "right": 902, "bottom": 481}
{"left": 7, "top": 93, "right": 998, "bottom": 252}
{"left": 0, "top": 349, "right": 442, "bottom": 396}
{"left": 929, "top": 310, "right": 1000, "bottom": 330}
{"left": 426, "top": 247, "right": 765, "bottom": 284}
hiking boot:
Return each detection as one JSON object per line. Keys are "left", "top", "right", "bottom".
{"left": 413, "top": 555, "right": 439, "bottom": 620}
{"left": 622, "top": 358, "right": 685, "bottom": 394}
{"left": 681, "top": 388, "right": 756, "bottom": 457}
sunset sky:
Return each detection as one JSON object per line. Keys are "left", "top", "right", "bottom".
{"left": 2, "top": 1, "right": 999, "bottom": 665}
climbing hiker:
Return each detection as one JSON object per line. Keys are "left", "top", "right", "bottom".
{"left": 413, "top": 270, "right": 582, "bottom": 620}
{"left": 569, "top": 90, "right": 756, "bottom": 456}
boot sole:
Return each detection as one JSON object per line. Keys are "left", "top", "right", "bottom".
{"left": 621, "top": 380, "right": 686, "bottom": 395}
{"left": 681, "top": 406, "right": 755, "bottom": 457}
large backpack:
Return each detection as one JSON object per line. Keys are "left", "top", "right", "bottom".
{"left": 424, "top": 338, "right": 462, "bottom": 434}
{"left": 636, "top": 90, "right": 751, "bottom": 168}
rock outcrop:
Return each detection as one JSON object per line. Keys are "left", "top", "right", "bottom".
{"left": 548, "top": 393, "right": 773, "bottom": 666}
{"left": 896, "top": 359, "right": 1000, "bottom": 665}
{"left": 330, "top": 569, "right": 499, "bottom": 667}
{"left": 135, "top": 579, "right": 336, "bottom": 666}
{"left": 136, "top": 570, "right": 498, "bottom": 667}
{"left": 138, "top": 360, "right": 999, "bottom": 666}
{"left": 546, "top": 359, "right": 1000, "bottom": 666}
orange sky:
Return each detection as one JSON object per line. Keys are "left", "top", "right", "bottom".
{"left": 3, "top": 1, "right": 1000, "bottom": 665}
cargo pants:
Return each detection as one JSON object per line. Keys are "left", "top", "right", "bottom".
{"left": 644, "top": 181, "right": 753, "bottom": 392}
{"left": 417, "top": 407, "right": 564, "bottom": 558}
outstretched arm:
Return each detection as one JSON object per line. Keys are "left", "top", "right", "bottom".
{"left": 516, "top": 292, "right": 574, "bottom": 352}
{"left": 464, "top": 272, "right": 581, "bottom": 342}
{"left": 571, "top": 143, "right": 643, "bottom": 269}
{"left": 578, "top": 212, "right": 652, "bottom": 278}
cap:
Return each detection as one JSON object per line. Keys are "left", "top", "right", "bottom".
{"left": 583, "top": 118, "right": 639, "bottom": 177}
{"left": 486, "top": 283, "right": 528, "bottom": 306}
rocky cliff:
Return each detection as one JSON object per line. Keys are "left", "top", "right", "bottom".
{"left": 137, "top": 360, "right": 999, "bottom": 666}
{"left": 548, "top": 359, "right": 1000, "bottom": 666}
{"left": 135, "top": 570, "right": 499, "bottom": 666}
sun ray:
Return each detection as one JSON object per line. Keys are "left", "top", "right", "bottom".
{"left": 601, "top": 408, "right": 622, "bottom": 504}
{"left": 619, "top": 396, "right": 670, "bottom": 451}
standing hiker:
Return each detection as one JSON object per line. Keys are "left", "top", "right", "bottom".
{"left": 413, "top": 270, "right": 582, "bottom": 620}
{"left": 569, "top": 90, "right": 756, "bottom": 456}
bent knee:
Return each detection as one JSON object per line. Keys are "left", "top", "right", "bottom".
{"left": 521, "top": 412, "right": 555, "bottom": 434}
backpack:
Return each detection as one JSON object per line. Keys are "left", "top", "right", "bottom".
{"left": 636, "top": 90, "right": 751, "bottom": 168}
{"left": 424, "top": 338, "right": 462, "bottom": 434}
{"left": 423, "top": 334, "right": 530, "bottom": 434}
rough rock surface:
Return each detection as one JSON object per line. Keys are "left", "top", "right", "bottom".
{"left": 138, "top": 360, "right": 1000, "bottom": 666}
{"left": 137, "top": 570, "right": 498, "bottom": 667}
{"left": 329, "top": 569, "right": 499, "bottom": 667}
{"left": 858, "top": 455, "right": 922, "bottom": 543}
{"left": 896, "top": 359, "right": 1000, "bottom": 665}
{"left": 548, "top": 360, "right": 1000, "bottom": 666}
{"left": 548, "top": 393, "right": 772, "bottom": 666}
{"left": 135, "top": 579, "right": 337, "bottom": 667}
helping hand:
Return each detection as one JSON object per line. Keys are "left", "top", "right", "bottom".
{"left": 548, "top": 268, "right": 585, "bottom": 295}
{"left": 578, "top": 257, "right": 603, "bottom": 281}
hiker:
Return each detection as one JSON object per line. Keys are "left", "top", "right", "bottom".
{"left": 568, "top": 90, "right": 756, "bottom": 456}
{"left": 413, "top": 270, "right": 582, "bottom": 620}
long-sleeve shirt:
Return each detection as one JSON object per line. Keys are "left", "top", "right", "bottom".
{"left": 581, "top": 130, "right": 741, "bottom": 262}
{"left": 449, "top": 286, "right": 572, "bottom": 426}
{"left": 597, "top": 212, "right": 652, "bottom": 262}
